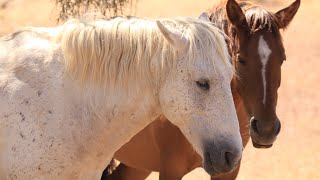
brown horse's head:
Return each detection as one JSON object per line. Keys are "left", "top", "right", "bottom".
{"left": 226, "top": 0, "right": 300, "bottom": 148}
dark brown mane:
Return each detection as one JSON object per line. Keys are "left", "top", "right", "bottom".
{"left": 209, "top": 1, "right": 281, "bottom": 33}
{"left": 208, "top": 1, "right": 282, "bottom": 55}
{"left": 240, "top": 2, "right": 280, "bottom": 33}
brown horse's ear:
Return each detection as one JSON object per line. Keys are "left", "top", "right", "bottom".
{"left": 275, "top": 0, "right": 300, "bottom": 29}
{"left": 226, "top": 0, "right": 248, "bottom": 29}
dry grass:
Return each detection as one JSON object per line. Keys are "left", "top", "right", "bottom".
{"left": 0, "top": 0, "right": 319, "bottom": 179}
{"left": 55, "top": 0, "right": 137, "bottom": 21}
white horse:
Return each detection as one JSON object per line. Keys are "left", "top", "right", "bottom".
{"left": 0, "top": 15, "right": 242, "bottom": 179}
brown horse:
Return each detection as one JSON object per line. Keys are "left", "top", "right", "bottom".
{"left": 102, "top": 0, "right": 300, "bottom": 179}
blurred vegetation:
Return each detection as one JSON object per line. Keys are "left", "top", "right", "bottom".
{"left": 55, "top": 0, "right": 138, "bottom": 21}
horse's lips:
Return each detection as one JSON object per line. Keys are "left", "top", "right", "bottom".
{"left": 252, "top": 140, "right": 273, "bottom": 148}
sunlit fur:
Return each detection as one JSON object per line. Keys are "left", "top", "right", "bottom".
{"left": 58, "top": 16, "right": 232, "bottom": 92}
{"left": 0, "top": 15, "right": 240, "bottom": 179}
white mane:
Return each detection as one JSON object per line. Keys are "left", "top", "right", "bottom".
{"left": 57, "top": 16, "right": 231, "bottom": 91}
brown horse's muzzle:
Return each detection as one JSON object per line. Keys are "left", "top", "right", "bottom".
{"left": 249, "top": 117, "right": 281, "bottom": 148}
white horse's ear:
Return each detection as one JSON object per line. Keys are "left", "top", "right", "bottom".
{"left": 156, "top": 20, "right": 189, "bottom": 52}
{"left": 199, "top": 12, "right": 210, "bottom": 21}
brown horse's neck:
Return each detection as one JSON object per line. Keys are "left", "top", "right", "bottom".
{"left": 231, "top": 78, "right": 250, "bottom": 147}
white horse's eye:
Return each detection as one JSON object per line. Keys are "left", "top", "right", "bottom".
{"left": 196, "top": 79, "right": 210, "bottom": 91}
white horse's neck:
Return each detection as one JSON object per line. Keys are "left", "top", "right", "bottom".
{"left": 0, "top": 27, "right": 165, "bottom": 178}
{"left": 63, "top": 67, "right": 162, "bottom": 171}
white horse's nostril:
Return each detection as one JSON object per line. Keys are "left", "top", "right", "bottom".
{"left": 225, "top": 151, "right": 233, "bottom": 167}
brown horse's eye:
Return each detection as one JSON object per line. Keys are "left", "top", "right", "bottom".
{"left": 237, "top": 57, "right": 246, "bottom": 65}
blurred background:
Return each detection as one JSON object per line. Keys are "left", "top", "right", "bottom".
{"left": 0, "top": 0, "right": 319, "bottom": 179}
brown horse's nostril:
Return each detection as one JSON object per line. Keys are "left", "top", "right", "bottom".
{"left": 275, "top": 120, "right": 281, "bottom": 135}
{"left": 251, "top": 118, "right": 280, "bottom": 136}
{"left": 251, "top": 119, "right": 259, "bottom": 133}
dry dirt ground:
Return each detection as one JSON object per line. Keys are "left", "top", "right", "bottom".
{"left": 0, "top": 0, "right": 319, "bottom": 179}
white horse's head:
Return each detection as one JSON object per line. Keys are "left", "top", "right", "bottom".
{"left": 156, "top": 16, "right": 242, "bottom": 175}
{"left": 59, "top": 15, "right": 242, "bottom": 175}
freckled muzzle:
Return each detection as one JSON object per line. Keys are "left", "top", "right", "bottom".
{"left": 249, "top": 117, "right": 281, "bottom": 148}
{"left": 202, "top": 142, "right": 242, "bottom": 176}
